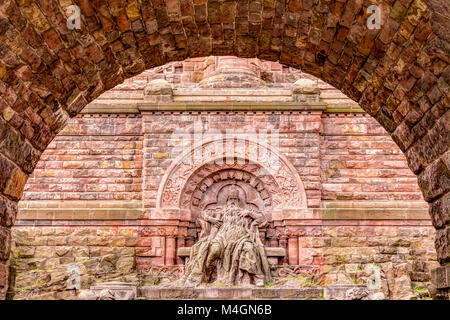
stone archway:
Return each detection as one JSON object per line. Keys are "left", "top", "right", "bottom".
{"left": 156, "top": 137, "right": 307, "bottom": 212}
{"left": 0, "top": 0, "right": 448, "bottom": 298}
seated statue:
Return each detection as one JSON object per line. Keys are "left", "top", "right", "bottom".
{"left": 174, "top": 187, "right": 271, "bottom": 287}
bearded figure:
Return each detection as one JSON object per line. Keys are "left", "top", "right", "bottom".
{"left": 175, "top": 187, "right": 271, "bottom": 287}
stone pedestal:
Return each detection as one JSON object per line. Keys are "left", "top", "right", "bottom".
{"left": 79, "top": 282, "right": 137, "bottom": 300}
{"left": 143, "top": 79, "right": 173, "bottom": 103}
{"left": 199, "top": 56, "right": 266, "bottom": 88}
{"left": 139, "top": 286, "right": 324, "bottom": 300}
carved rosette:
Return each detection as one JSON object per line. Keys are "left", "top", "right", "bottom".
{"left": 138, "top": 226, "right": 179, "bottom": 237}
{"left": 192, "top": 170, "right": 270, "bottom": 207}
{"left": 185, "top": 168, "right": 274, "bottom": 210}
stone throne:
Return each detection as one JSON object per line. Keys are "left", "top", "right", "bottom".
{"left": 177, "top": 172, "right": 287, "bottom": 283}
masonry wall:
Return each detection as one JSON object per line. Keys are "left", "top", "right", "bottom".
{"left": 23, "top": 115, "right": 143, "bottom": 201}
{"left": 10, "top": 115, "right": 144, "bottom": 299}
{"left": 319, "top": 114, "right": 437, "bottom": 299}
{"left": 8, "top": 111, "right": 438, "bottom": 300}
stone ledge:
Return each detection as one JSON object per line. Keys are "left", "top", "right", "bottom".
{"left": 82, "top": 103, "right": 365, "bottom": 114}
{"left": 318, "top": 208, "right": 430, "bottom": 220}
{"left": 177, "top": 247, "right": 286, "bottom": 258}
{"left": 321, "top": 200, "right": 429, "bottom": 209}
{"left": 81, "top": 104, "right": 139, "bottom": 114}
{"left": 137, "top": 102, "right": 327, "bottom": 112}
{"left": 16, "top": 208, "right": 143, "bottom": 220}
{"left": 15, "top": 207, "right": 430, "bottom": 221}
{"left": 138, "top": 286, "right": 323, "bottom": 300}
{"left": 325, "top": 103, "right": 365, "bottom": 113}
{"left": 19, "top": 200, "right": 142, "bottom": 209}
{"left": 277, "top": 208, "right": 430, "bottom": 220}
{"left": 81, "top": 102, "right": 367, "bottom": 114}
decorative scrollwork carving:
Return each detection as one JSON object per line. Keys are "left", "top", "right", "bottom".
{"left": 157, "top": 138, "right": 307, "bottom": 211}
{"left": 277, "top": 265, "right": 320, "bottom": 277}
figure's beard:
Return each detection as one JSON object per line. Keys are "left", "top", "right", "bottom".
{"left": 227, "top": 202, "right": 239, "bottom": 209}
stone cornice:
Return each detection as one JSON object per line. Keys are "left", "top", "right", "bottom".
{"left": 137, "top": 101, "right": 327, "bottom": 112}
{"left": 81, "top": 101, "right": 342, "bottom": 114}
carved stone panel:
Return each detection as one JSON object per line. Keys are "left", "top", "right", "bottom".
{"left": 157, "top": 138, "right": 307, "bottom": 213}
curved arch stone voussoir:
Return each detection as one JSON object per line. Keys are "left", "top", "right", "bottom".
{"left": 0, "top": 0, "right": 448, "bottom": 298}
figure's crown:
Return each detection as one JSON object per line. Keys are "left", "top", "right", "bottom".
{"left": 227, "top": 187, "right": 240, "bottom": 199}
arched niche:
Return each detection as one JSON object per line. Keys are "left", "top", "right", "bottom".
{"left": 156, "top": 138, "right": 308, "bottom": 220}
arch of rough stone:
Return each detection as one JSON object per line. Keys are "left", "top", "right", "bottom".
{"left": 0, "top": 0, "right": 448, "bottom": 298}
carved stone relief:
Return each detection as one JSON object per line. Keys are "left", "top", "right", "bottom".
{"left": 171, "top": 186, "right": 272, "bottom": 287}
{"left": 157, "top": 138, "right": 307, "bottom": 212}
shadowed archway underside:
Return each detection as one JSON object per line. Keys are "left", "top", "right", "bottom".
{"left": 0, "top": 0, "right": 448, "bottom": 299}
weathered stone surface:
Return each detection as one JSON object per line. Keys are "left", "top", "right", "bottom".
{"left": 86, "top": 281, "right": 137, "bottom": 300}
{"left": 138, "top": 286, "right": 325, "bottom": 300}
{"left": 0, "top": 227, "right": 11, "bottom": 261}
{"left": 144, "top": 79, "right": 173, "bottom": 96}
{"left": 324, "top": 284, "right": 374, "bottom": 300}
{"left": 292, "top": 79, "right": 320, "bottom": 94}
{"left": 435, "top": 226, "right": 450, "bottom": 264}
{"left": 0, "top": 263, "right": 8, "bottom": 299}
{"left": 431, "top": 265, "right": 450, "bottom": 290}
{"left": 430, "top": 193, "right": 450, "bottom": 229}
{"left": 0, "top": 196, "right": 17, "bottom": 228}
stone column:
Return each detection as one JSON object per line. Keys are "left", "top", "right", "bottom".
{"left": 165, "top": 236, "right": 176, "bottom": 265}
{"left": 277, "top": 228, "right": 288, "bottom": 265}
{"left": 176, "top": 235, "right": 185, "bottom": 265}
{"left": 270, "top": 237, "right": 279, "bottom": 247}
{"left": 288, "top": 236, "right": 299, "bottom": 265}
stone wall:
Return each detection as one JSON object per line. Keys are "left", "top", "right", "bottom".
{"left": 23, "top": 115, "right": 143, "bottom": 202}
{"left": 9, "top": 226, "right": 138, "bottom": 300}
{"left": 321, "top": 114, "right": 424, "bottom": 201}
{"left": 7, "top": 110, "right": 438, "bottom": 299}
